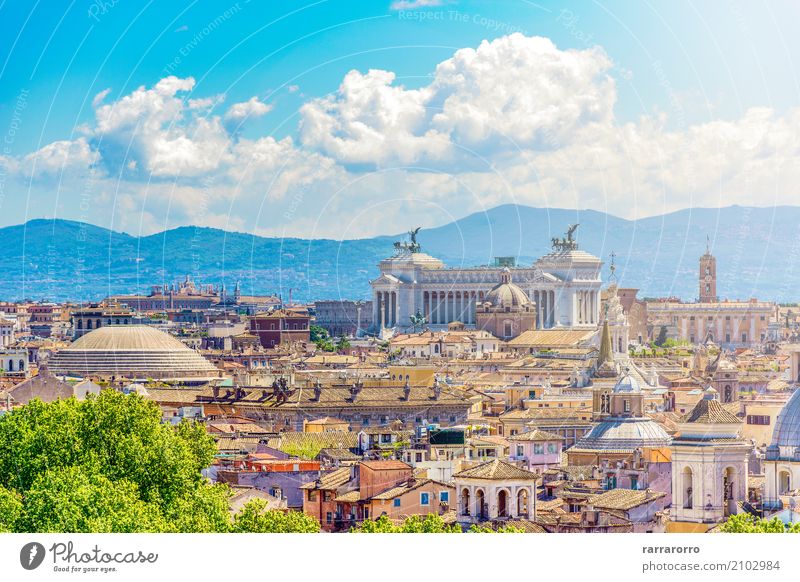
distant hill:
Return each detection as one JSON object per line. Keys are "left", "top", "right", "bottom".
{"left": 1, "top": 205, "right": 799, "bottom": 303}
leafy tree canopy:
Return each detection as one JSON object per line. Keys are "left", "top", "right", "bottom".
{"left": 352, "top": 513, "right": 522, "bottom": 533}
{"left": 0, "top": 391, "right": 320, "bottom": 533}
{"left": 720, "top": 513, "right": 800, "bottom": 533}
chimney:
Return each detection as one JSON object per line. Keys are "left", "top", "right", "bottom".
{"left": 431, "top": 376, "right": 442, "bottom": 400}
{"left": 350, "top": 380, "right": 362, "bottom": 401}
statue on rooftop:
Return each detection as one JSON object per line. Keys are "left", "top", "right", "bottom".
{"left": 551, "top": 224, "right": 580, "bottom": 251}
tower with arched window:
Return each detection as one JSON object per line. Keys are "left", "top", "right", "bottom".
{"left": 669, "top": 387, "right": 750, "bottom": 528}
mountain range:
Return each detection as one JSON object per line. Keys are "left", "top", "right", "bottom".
{"left": 1, "top": 204, "right": 798, "bottom": 303}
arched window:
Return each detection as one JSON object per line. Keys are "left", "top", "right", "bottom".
{"left": 476, "top": 489, "right": 486, "bottom": 519}
{"left": 87, "top": 319, "right": 93, "bottom": 329}
{"left": 7, "top": 360, "right": 13, "bottom": 372}
{"left": 683, "top": 467, "right": 693, "bottom": 509}
{"left": 517, "top": 489, "right": 529, "bottom": 517}
{"left": 19, "top": 360, "right": 24, "bottom": 371}
{"left": 77, "top": 319, "right": 83, "bottom": 329}
{"left": 497, "top": 490, "right": 508, "bottom": 518}
{"left": 461, "top": 488, "right": 470, "bottom": 516}
{"left": 96, "top": 319, "right": 102, "bottom": 329}
{"left": 779, "top": 470, "right": 791, "bottom": 495}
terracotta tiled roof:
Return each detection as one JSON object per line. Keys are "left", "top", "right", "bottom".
{"left": 371, "top": 478, "right": 450, "bottom": 500}
{"left": 360, "top": 460, "right": 411, "bottom": 471}
{"left": 590, "top": 488, "right": 666, "bottom": 511}
{"left": 334, "top": 490, "right": 361, "bottom": 502}
{"left": 300, "top": 467, "right": 351, "bottom": 490}
{"left": 506, "top": 329, "right": 596, "bottom": 348}
{"left": 682, "top": 397, "right": 742, "bottom": 424}
{"left": 508, "top": 429, "right": 565, "bottom": 442}
{"left": 454, "top": 459, "right": 539, "bottom": 481}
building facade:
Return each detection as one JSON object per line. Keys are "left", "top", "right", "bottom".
{"left": 249, "top": 309, "right": 311, "bottom": 348}
{"left": 647, "top": 300, "right": 775, "bottom": 347}
{"left": 314, "top": 300, "right": 373, "bottom": 337}
{"left": 670, "top": 388, "right": 750, "bottom": 526}
{"left": 370, "top": 226, "right": 602, "bottom": 332}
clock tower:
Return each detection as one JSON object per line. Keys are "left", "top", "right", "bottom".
{"left": 699, "top": 237, "right": 717, "bottom": 303}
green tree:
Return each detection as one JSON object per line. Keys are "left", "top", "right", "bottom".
{"left": 231, "top": 499, "right": 320, "bottom": 533}
{"left": 720, "top": 513, "right": 800, "bottom": 533}
{"left": 335, "top": 335, "right": 351, "bottom": 351}
{"left": 352, "top": 513, "right": 521, "bottom": 533}
{"left": 0, "top": 391, "right": 230, "bottom": 533}
{"left": 0, "top": 391, "right": 345, "bottom": 533}
{"left": 655, "top": 326, "right": 668, "bottom": 347}
{"left": 0, "top": 485, "right": 22, "bottom": 532}
{"left": 310, "top": 325, "right": 330, "bottom": 344}
{"left": 20, "top": 466, "right": 168, "bottom": 533}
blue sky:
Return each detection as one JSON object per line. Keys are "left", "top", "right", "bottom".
{"left": 1, "top": 0, "right": 799, "bottom": 238}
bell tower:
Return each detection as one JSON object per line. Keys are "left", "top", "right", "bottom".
{"left": 699, "top": 237, "right": 717, "bottom": 303}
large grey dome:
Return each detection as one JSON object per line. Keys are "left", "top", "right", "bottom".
{"left": 48, "top": 326, "right": 218, "bottom": 379}
{"left": 771, "top": 389, "right": 800, "bottom": 449}
{"left": 573, "top": 418, "right": 672, "bottom": 452}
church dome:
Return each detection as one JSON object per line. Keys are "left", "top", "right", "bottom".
{"left": 613, "top": 372, "right": 641, "bottom": 393}
{"left": 771, "top": 389, "right": 800, "bottom": 449}
{"left": 484, "top": 268, "right": 531, "bottom": 309}
{"left": 573, "top": 417, "right": 672, "bottom": 452}
{"left": 48, "top": 325, "right": 218, "bottom": 379}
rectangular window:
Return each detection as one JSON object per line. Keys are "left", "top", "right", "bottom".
{"left": 516, "top": 445, "right": 524, "bottom": 457}
{"left": 420, "top": 492, "right": 430, "bottom": 506}
{"left": 326, "top": 512, "right": 332, "bottom": 524}
{"left": 393, "top": 498, "right": 401, "bottom": 507}
{"left": 547, "top": 443, "right": 557, "bottom": 454}
{"left": 533, "top": 444, "right": 544, "bottom": 455}
{"left": 440, "top": 491, "right": 449, "bottom": 503}
{"left": 624, "top": 399, "right": 631, "bottom": 412}
{"left": 415, "top": 453, "right": 423, "bottom": 462}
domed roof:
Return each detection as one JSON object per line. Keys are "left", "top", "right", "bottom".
{"left": 69, "top": 325, "right": 192, "bottom": 351}
{"left": 613, "top": 372, "right": 641, "bottom": 393}
{"left": 48, "top": 325, "right": 218, "bottom": 379}
{"left": 573, "top": 418, "right": 672, "bottom": 452}
{"left": 484, "top": 268, "right": 531, "bottom": 309}
{"left": 771, "top": 389, "right": 800, "bottom": 449}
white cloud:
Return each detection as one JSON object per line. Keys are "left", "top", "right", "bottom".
{"left": 92, "top": 88, "right": 111, "bottom": 108}
{"left": 3, "top": 33, "right": 800, "bottom": 239}
{"left": 299, "top": 35, "right": 615, "bottom": 168}
{"left": 21, "top": 137, "right": 99, "bottom": 177}
{"left": 389, "top": 0, "right": 444, "bottom": 10}
{"left": 224, "top": 96, "right": 271, "bottom": 122}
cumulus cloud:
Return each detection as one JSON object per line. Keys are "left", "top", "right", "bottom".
{"left": 299, "top": 35, "right": 615, "bottom": 168}
{"left": 3, "top": 33, "right": 800, "bottom": 239}
{"left": 224, "top": 96, "right": 271, "bottom": 122}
